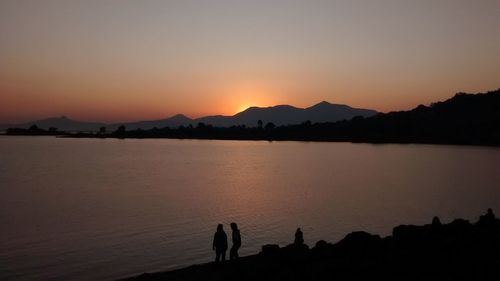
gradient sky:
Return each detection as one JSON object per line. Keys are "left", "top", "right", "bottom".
{"left": 1, "top": 0, "right": 499, "bottom": 123}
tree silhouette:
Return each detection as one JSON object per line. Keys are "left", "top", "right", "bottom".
{"left": 115, "top": 125, "right": 126, "bottom": 135}
{"left": 265, "top": 122, "right": 276, "bottom": 130}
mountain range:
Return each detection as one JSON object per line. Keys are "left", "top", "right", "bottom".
{"left": 0, "top": 116, "right": 105, "bottom": 133}
{"left": 0, "top": 101, "right": 377, "bottom": 132}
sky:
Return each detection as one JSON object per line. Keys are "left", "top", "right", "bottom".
{"left": 0, "top": 0, "right": 499, "bottom": 123}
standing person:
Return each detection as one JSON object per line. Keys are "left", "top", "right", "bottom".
{"left": 229, "top": 222, "right": 241, "bottom": 260}
{"left": 213, "top": 224, "right": 228, "bottom": 262}
{"left": 294, "top": 228, "right": 304, "bottom": 245}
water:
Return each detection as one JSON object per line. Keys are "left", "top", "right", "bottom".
{"left": 1, "top": 136, "right": 499, "bottom": 280}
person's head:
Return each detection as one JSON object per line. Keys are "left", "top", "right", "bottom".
{"left": 432, "top": 216, "right": 441, "bottom": 226}
{"left": 230, "top": 222, "right": 238, "bottom": 230}
{"left": 488, "top": 208, "right": 493, "bottom": 215}
{"left": 217, "top": 224, "right": 223, "bottom": 232}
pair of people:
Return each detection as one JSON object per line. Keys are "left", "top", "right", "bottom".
{"left": 212, "top": 223, "right": 241, "bottom": 262}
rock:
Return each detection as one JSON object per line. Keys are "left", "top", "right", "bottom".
{"left": 260, "top": 244, "right": 280, "bottom": 256}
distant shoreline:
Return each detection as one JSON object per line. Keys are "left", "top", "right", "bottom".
{"left": 122, "top": 210, "right": 500, "bottom": 281}
{"left": 2, "top": 133, "right": 500, "bottom": 148}
{"left": 4, "top": 89, "right": 500, "bottom": 147}
{"left": 64, "top": 134, "right": 500, "bottom": 147}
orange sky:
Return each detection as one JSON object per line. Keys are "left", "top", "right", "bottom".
{"left": 1, "top": 0, "right": 499, "bottom": 123}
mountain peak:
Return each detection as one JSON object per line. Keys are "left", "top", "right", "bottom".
{"left": 170, "top": 114, "right": 191, "bottom": 120}
{"left": 316, "top": 101, "right": 332, "bottom": 106}
{"left": 243, "top": 106, "right": 259, "bottom": 111}
{"left": 4, "top": 101, "right": 378, "bottom": 131}
{"left": 307, "top": 101, "right": 353, "bottom": 110}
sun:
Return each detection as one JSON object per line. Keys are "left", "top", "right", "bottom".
{"left": 224, "top": 84, "right": 276, "bottom": 114}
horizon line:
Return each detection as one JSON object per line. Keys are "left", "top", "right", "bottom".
{"left": 3, "top": 99, "right": 382, "bottom": 125}
{"left": 3, "top": 88, "right": 499, "bottom": 124}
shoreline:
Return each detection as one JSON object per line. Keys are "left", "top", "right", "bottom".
{"left": 122, "top": 210, "right": 500, "bottom": 281}
{"left": 2, "top": 133, "right": 500, "bottom": 148}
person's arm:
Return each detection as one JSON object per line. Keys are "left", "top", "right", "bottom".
{"left": 213, "top": 234, "right": 216, "bottom": 250}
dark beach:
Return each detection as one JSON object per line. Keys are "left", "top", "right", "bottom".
{"left": 124, "top": 210, "right": 500, "bottom": 281}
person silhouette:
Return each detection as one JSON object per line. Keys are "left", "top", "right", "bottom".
{"left": 485, "top": 208, "right": 495, "bottom": 220}
{"left": 229, "top": 222, "right": 241, "bottom": 260}
{"left": 478, "top": 208, "right": 496, "bottom": 226}
{"left": 294, "top": 228, "right": 304, "bottom": 245}
{"left": 213, "top": 224, "right": 228, "bottom": 262}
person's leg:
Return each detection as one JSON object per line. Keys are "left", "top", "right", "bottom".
{"left": 234, "top": 245, "right": 239, "bottom": 258}
{"left": 221, "top": 250, "right": 226, "bottom": 262}
{"left": 229, "top": 246, "right": 235, "bottom": 260}
{"left": 215, "top": 250, "right": 221, "bottom": 262}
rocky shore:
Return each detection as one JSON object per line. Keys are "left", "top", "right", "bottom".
{"left": 124, "top": 210, "right": 500, "bottom": 281}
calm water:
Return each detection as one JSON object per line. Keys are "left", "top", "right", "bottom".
{"left": 1, "top": 136, "right": 499, "bottom": 280}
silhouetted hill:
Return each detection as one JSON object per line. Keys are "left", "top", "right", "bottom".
{"left": 2, "top": 101, "right": 376, "bottom": 132}
{"left": 107, "top": 114, "right": 193, "bottom": 131}
{"left": 195, "top": 115, "right": 233, "bottom": 127}
{"left": 62, "top": 89, "right": 500, "bottom": 146}
{"left": 1, "top": 116, "right": 105, "bottom": 132}
{"left": 306, "top": 101, "right": 370, "bottom": 122}
{"left": 324, "top": 88, "right": 500, "bottom": 145}
{"left": 124, "top": 209, "right": 500, "bottom": 281}
{"left": 197, "top": 102, "right": 377, "bottom": 127}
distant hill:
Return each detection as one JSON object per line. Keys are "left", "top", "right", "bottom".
{"left": 1, "top": 101, "right": 376, "bottom": 132}
{"left": 6, "top": 89, "right": 500, "bottom": 146}
{"left": 196, "top": 102, "right": 377, "bottom": 127}
{"left": 62, "top": 88, "right": 499, "bottom": 146}
{"left": 326, "top": 88, "right": 500, "bottom": 145}
{"left": 0, "top": 116, "right": 105, "bottom": 132}
{"left": 107, "top": 114, "right": 193, "bottom": 131}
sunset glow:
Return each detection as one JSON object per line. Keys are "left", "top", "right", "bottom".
{"left": 0, "top": 0, "right": 499, "bottom": 123}
{"left": 1, "top": 1, "right": 500, "bottom": 280}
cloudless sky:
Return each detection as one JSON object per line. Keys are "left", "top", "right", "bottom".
{"left": 1, "top": 0, "right": 499, "bottom": 123}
